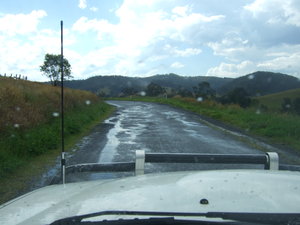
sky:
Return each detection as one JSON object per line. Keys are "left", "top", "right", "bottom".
{"left": 1, "top": 0, "right": 300, "bottom": 81}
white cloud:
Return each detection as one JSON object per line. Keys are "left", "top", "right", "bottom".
{"left": 206, "top": 43, "right": 300, "bottom": 78}
{"left": 3, "top": 0, "right": 299, "bottom": 80}
{"left": 70, "top": 1, "right": 224, "bottom": 77}
{"left": 164, "top": 45, "right": 202, "bottom": 57}
{"left": 175, "top": 48, "right": 202, "bottom": 57}
{"left": 0, "top": 10, "right": 52, "bottom": 81}
{"left": 0, "top": 10, "right": 47, "bottom": 36}
{"left": 207, "top": 34, "right": 254, "bottom": 62}
{"left": 78, "top": 0, "right": 87, "bottom": 9}
{"left": 244, "top": 0, "right": 300, "bottom": 27}
{"left": 0, "top": 10, "right": 80, "bottom": 81}
{"left": 206, "top": 61, "right": 256, "bottom": 77}
{"left": 171, "top": 62, "right": 184, "bottom": 69}
{"left": 90, "top": 7, "right": 98, "bottom": 12}
{"left": 72, "top": 17, "right": 114, "bottom": 36}
{"left": 257, "top": 52, "right": 300, "bottom": 75}
{"left": 172, "top": 6, "right": 189, "bottom": 17}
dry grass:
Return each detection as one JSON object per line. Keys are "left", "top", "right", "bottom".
{"left": 0, "top": 77, "right": 114, "bottom": 204}
{"left": 0, "top": 77, "right": 99, "bottom": 134}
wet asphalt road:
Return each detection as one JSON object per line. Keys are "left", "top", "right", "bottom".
{"left": 63, "top": 100, "right": 266, "bottom": 182}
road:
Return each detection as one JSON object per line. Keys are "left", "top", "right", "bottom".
{"left": 61, "top": 100, "right": 267, "bottom": 182}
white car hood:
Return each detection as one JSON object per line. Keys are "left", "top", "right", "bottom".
{"left": 1, "top": 169, "right": 300, "bottom": 225}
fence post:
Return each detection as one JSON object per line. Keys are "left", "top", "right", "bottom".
{"left": 135, "top": 150, "right": 145, "bottom": 175}
{"left": 265, "top": 152, "right": 279, "bottom": 170}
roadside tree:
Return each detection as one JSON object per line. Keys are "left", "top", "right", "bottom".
{"left": 40, "top": 53, "right": 72, "bottom": 86}
{"left": 218, "top": 87, "right": 251, "bottom": 108}
{"left": 193, "top": 82, "right": 216, "bottom": 99}
{"left": 146, "top": 82, "right": 165, "bottom": 97}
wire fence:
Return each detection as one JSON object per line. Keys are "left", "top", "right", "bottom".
{"left": 0, "top": 73, "right": 28, "bottom": 80}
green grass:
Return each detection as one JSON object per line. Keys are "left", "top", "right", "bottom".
{"left": 255, "top": 88, "right": 300, "bottom": 112}
{"left": 0, "top": 77, "right": 115, "bottom": 204}
{"left": 0, "top": 101, "right": 114, "bottom": 178}
{"left": 109, "top": 96, "right": 300, "bottom": 152}
{"left": 0, "top": 101, "right": 114, "bottom": 204}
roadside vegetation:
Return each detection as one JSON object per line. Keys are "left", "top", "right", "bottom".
{"left": 109, "top": 96, "right": 300, "bottom": 152}
{"left": 0, "top": 77, "right": 114, "bottom": 203}
{"left": 255, "top": 88, "right": 300, "bottom": 114}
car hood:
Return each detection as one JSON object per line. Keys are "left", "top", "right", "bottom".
{"left": 1, "top": 169, "right": 300, "bottom": 225}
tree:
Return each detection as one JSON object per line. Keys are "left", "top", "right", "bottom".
{"left": 293, "top": 98, "right": 300, "bottom": 115}
{"left": 193, "top": 82, "right": 216, "bottom": 99}
{"left": 146, "top": 82, "right": 165, "bottom": 97}
{"left": 177, "top": 87, "right": 193, "bottom": 97}
{"left": 218, "top": 87, "right": 251, "bottom": 108}
{"left": 122, "top": 87, "right": 138, "bottom": 96}
{"left": 40, "top": 53, "right": 72, "bottom": 86}
{"left": 281, "top": 98, "right": 292, "bottom": 113}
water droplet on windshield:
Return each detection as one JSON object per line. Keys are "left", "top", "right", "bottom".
{"left": 85, "top": 100, "right": 91, "bottom": 105}
{"left": 197, "top": 97, "right": 203, "bottom": 102}
{"left": 248, "top": 74, "right": 255, "bottom": 80}
{"left": 52, "top": 112, "right": 59, "bottom": 117}
{"left": 140, "top": 91, "right": 146, "bottom": 96}
{"left": 267, "top": 77, "right": 272, "bottom": 82}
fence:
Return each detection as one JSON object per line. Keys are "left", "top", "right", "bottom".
{"left": 0, "top": 73, "right": 27, "bottom": 80}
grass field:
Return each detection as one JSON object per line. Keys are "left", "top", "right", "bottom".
{"left": 255, "top": 88, "right": 300, "bottom": 112}
{"left": 0, "top": 77, "right": 114, "bottom": 203}
{"left": 109, "top": 96, "right": 300, "bottom": 152}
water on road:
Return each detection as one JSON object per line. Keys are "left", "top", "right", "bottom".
{"left": 101, "top": 101, "right": 262, "bottom": 162}
{"left": 63, "top": 100, "right": 266, "bottom": 182}
{"left": 27, "top": 100, "right": 300, "bottom": 187}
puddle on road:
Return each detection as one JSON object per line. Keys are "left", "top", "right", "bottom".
{"left": 162, "top": 111, "right": 204, "bottom": 127}
{"left": 98, "top": 105, "right": 150, "bottom": 163}
{"left": 98, "top": 118, "right": 122, "bottom": 163}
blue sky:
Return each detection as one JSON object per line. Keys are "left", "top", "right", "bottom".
{"left": 1, "top": 0, "right": 300, "bottom": 81}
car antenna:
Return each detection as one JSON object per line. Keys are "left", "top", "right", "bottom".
{"left": 60, "top": 20, "right": 66, "bottom": 184}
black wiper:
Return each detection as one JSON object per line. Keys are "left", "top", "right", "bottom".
{"left": 51, "top": 216, "right": 239, "bottom": 225}
{"left": 49, "top": 210, "right": 300, "bottom": 225}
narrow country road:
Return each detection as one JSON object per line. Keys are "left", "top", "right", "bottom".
{"left": 61, "top": 100, "right": 267, "bottom": 182}
{"left": 101, "top": 101, "right": 262, "bottom": 159}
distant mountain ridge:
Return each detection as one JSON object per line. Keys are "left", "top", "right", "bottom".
{"left": 64, "top": 71, "right": 300, "bottom": 97}
{"left": 64, "top": 73, "right": 233, "bottom": 97}
{"left": 219, "top": 71, "right": 300, "bottom": 96}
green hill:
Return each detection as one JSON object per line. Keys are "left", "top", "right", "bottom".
{"left": 219, "top": 71, "right": 300, "bottom": 96}
{"left": 64, "top": 73, "right": 232, "bottom": 97}
{"left": 256, "top": 88, "right": 300, "bottom": 112}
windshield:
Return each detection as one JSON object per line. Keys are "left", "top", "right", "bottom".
{"left": 1, "top": 0, "right": 300, "bottom": 225}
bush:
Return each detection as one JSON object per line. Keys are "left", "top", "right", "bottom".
{"left": 218, "top": 87, "right": 251, "bottom": 108}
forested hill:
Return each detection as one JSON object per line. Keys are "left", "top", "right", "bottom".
{"left": 219, "top": 71, "right": 300, "bottom": 96}
{"left": 64, "top": 73, "right": 232, "bottom": 97}
{"left": 64, "top": 71, "right": 300, "bottom": 97}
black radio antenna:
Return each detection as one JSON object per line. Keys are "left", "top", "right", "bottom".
{"left": 60, "top": 20, "right": 66, "bottom": 184}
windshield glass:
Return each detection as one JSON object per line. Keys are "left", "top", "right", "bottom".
{"left": 1, "top": 0, "right": 300, "bottom": 225}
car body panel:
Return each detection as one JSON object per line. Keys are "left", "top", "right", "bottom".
{"left": 1, "top": 170, "right": 300, "bottom": 225}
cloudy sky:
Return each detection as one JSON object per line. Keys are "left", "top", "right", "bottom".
{"left": 1, "top": 0, "right": 300, "bottom": 81}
